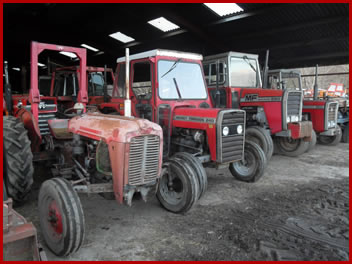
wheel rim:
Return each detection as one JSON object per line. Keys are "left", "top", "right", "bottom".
{"left": 232, "top": 148, "right": 256, "bottom": 176}
{"left": 159, "top": 165, "right": 184, "bottom": 205}
{"left": 42, "top": 197, "right": 64, "bottom": 243}
{"left": 278, "top": 137, "right": 300, "bottom": 152}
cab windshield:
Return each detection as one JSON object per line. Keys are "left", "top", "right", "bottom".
{"left": 158, "top": 60, "right": 207, "bottom": 99}
{"left": 230, "top": 57, "right": 259, "bottom": 88}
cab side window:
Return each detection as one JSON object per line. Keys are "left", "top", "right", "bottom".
{"left": 132, "top": 62, "right": 152, "bottom": 100}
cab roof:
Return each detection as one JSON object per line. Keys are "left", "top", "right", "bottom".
{"left": 204, "top": 51, "right": 259, "bottom": 62}
{"left": 116, "top": 49, "right": 203, "bottom": 63}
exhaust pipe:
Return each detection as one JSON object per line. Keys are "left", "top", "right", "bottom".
{"left": 262, "top": 49, "right": 269, "bottom": 89}
{"left": 313, "top": 64, "right": 318, "bottom": 100}
{"left": 124, "top": 48, "right": 131, "bottom": 117}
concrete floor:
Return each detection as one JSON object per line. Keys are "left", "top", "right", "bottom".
{"left": 16, "top": 143, "right": 349, "bottom": 261}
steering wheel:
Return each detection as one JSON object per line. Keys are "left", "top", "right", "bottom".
{"left": 63, "top": 107, "right": 82, "bottom": 117}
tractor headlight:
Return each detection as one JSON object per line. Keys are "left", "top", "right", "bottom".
{"left": 292, "top": 115, "right": 299, "bottom": 122}
{"left": 237, "top": 125, "right": 243, "bottom": 135}
{"left": 223, "top": 126, "right": 229, "bottom": 136}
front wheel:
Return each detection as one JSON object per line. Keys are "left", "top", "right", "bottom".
{"left": 156, "top": 157, "right": 199, "bottom": 214}
{"left": 38, "top": 178, "right": 85, "bottom": 256}
{"left": 274, "top": 136, "right": 309, "bottom": 157}
{"left": 318, "top": 126, "right": 342, "bottom": 146}
{"left": 229, "top": 141, "right": 267, "bottom": 183}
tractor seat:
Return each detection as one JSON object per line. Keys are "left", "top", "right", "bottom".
{"left": 47, "top": 119, "right": 73, "bottom": 139}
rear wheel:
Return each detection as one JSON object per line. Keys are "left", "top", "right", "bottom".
{"left": 274, "top": 136, "right": 309, "bottom": 157}
{"left": 38, "top": 178, "right": 85, "bottom": 256}
{"left": 245, "top": 126, "right": 273, "bottom": 161}
{"left": 307, "top": 129, "right": 317, "bottom": 152}
{"left": 173, "top": 152, "right": 207, "bottom": 199}
{"left": 318, "top": 126, "right": 342, "bottom": 146}
{"left": 3, "top": 116, "right": 33, "bottom": 204}
{"left": 156, "top": 157, "right": 199, "bottom": 214}
{"left": 229, "top": 141, "right": 267, "bottom": 183}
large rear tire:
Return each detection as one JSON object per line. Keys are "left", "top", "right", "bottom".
{"left": 245, "top": 126, "right": 273, "bottom": 161}
{"left": 156, "top": 157, "right": 199, "bottom": 214}
{"left": 274, "top": 136, "right": 309, "bottom": 157}
{"left": 38, "top": 178, "right": 85, "bottom": 256}
{"left": 3, "top": 116, "right": 33, "bottom": 204}
{"left": 229, "top": 141, "right": 267, "bottom": 183}
{"left": 307, "top": 129, "right": 317, "bottom": 152}
{"left": 173, "top": 152, "right": 207, "bottom": 199}
{"left": 317, "top": 126, "right": 342, "bottom": 146}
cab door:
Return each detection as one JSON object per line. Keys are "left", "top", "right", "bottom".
{"left": 130, "top": 60, "right": 154, "bottom": 121}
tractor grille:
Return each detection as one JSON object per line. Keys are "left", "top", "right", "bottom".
{"left": 38, "top": 113, "right": 55, "bottom": 135}
{"left": 326, "top": 102, "right": 338, "bottom": 129}
{"left": 219, "top": 110, "right": 245, "bottom": 163}
{"left": 287, "top": 91, "right": 302, "bottom": 116}
{"left": 128, "top": 135, "right": 160, "bottom": 186}
{"left": 327, "top": 102, "right": 338, "bottom": 122}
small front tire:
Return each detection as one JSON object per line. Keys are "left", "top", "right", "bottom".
{"left": 317, "top": 126, "right": 342, "bottom": 146}
{"left": 157, "top": 157, "right": 199, "bottom": 214}
{"left": 229, "top": 141, "right": 267, "bottom": 183}
{"left": 38, "top": 178, "right": 85, "bottom": 256}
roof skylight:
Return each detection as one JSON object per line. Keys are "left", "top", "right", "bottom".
{"left": 59, "top": 51, "right": 77, "bottom": 58}
{"left": 148, "top": 17, "right": 180, "bottom": 32}
{"left": 204, "top": 3, "right": 243, "bottom": 17}
{"left": 109, "top": 32, "right": 135, "bottom": 43}
{"left": 81, "top": 43, "right": 99, "bottom": 52}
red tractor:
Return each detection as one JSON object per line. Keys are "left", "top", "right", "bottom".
{"left": 102, "top": 49, "right": 266, "bottom": 194}
{"left": 3, "top": 42, "right": 164, "bottom": 256}
{"left": 267, "top": 69, "right": 341, "bottom": 146}
{"left": 203, "top": 52, "right": 313, "bottom": 158}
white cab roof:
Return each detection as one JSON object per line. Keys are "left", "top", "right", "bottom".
{"left": 204, "top": 51, "right": 259, "bottom": 62}
{"left": 117, "top": 49, "right": 203, "bottom": 63}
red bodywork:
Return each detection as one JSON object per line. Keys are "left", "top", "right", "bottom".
{"left": 68, "top": 113, "right": 163, "bottom": 202}
{"left": 302, "top": 100, "right": 326, "bottom": 132}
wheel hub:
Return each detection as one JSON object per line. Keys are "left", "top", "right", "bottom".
{"left": 48, "top": 202, "right": 63, "bottom": 234}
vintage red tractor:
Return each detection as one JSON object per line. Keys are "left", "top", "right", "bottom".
{"left": 104, "top": 49, "right": 267, "bottom": 193}
{"left": 203, "top": 52, "right": 313, "bottom": 158}
{"left": 3, "top": 41, "right": 164, "bottom": 256}
{"left": 267, "top": 69, "right": 341, "bottom": 147}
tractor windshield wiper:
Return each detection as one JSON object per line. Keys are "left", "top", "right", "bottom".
{"left": 173, "top": 77, "right": 182, "bottom": 99}
{"left": 161, "top": 59, "right": 181, "bottom": 78}
{"left": 243, "top": 56, "right": 257, "bottom": 73}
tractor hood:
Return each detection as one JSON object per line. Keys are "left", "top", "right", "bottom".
{"left": 239, "top": 88, "right": 283, "bottom": 102}
{"left": 68, "top": 113, "right": 162, "bottom": 143}
{"left": 172, "top": 107, "right": 221, "bottom": 124}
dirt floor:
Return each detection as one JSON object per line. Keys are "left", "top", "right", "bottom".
{"left": 16, "top": 143, "right": 349, "bottom": 261}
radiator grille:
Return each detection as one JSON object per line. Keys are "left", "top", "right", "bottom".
{"left": 287, "top": 91, "right": 302, "bottom": 116}
{"left": 128, "top": 135, "right": 160, "bottom": 186}
{"left": 327, "top": 102, "right": 338, "bottom": 122}
{"left": 219, "top": 111, "right": 245, "bottom": 163}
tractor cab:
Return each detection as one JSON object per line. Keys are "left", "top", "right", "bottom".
{"left": 111, "top": 49, "right": 267, "bottom": 186}
{"left": 203, "top": 52, "right": 313, "bottom": 158}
